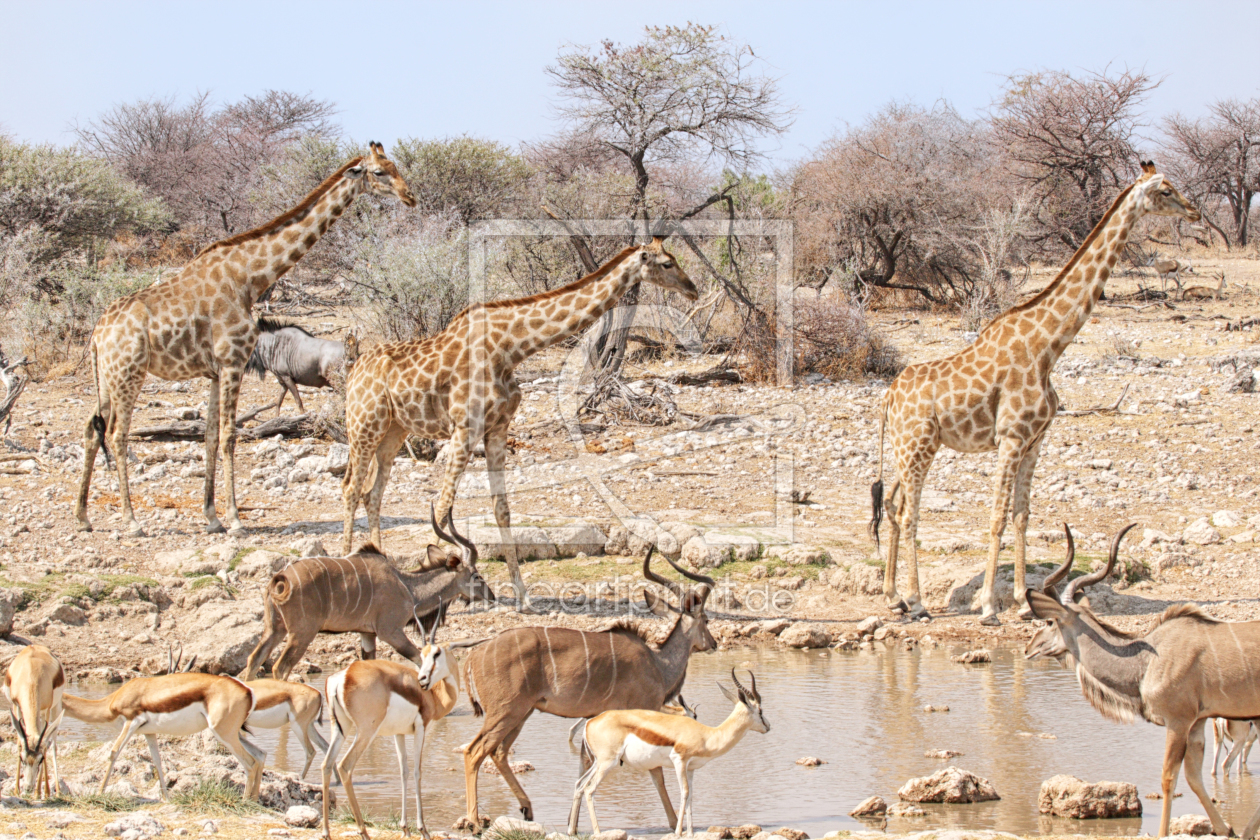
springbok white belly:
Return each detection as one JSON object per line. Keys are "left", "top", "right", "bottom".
{"left": 377, "top": 692, "right": 422, "bottom": 737}
{"left": 248, "top": 704, "right": 293, "bottom": 729}
{"left": 620, "top": 735, "right": 677, "bottom": 770}
{"left": 135, "top": 703, "right": 208, "bottom": 737}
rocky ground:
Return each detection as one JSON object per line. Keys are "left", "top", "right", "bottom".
{"left": 0, "top": 257, "right": 1256, "bottom": 837}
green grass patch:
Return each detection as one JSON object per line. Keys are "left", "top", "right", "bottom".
{"left": 229, "top": 546, "right": 259, "bottom": 571}
{"left": 170, "top": 778, "right": 265, "bottom": 815}
{"left": 0, "top": 572, "right": 66, "bottom": 608}
{"left": 55, "top": 791, "right": 135, "bottom": 812}
{"left": 188, "top": 575, "right": 221, "bottom": 591}
{"left": 334, "top": 806, "right": 401, "bottom": 829}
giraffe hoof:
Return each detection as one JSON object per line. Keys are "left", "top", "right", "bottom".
{"left": 125, "top": 524, "right": 146, "bottom": 538}
{"left": 888, "top": 600, "right": 909, "bottom": 615}
{"left": 206, "top": 520, "right": 226, "bottom": 535}
{"left": 908, "top": 606, "right": 931, "bottom": 621}
{"left": 979, "top": 614, "right": 1002, "bottom": 627}
{"left": 77, "top": 521, "right": 93, "bottom": 533}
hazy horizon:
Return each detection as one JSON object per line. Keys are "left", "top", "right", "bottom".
{"left": 3, "top": 0, "right": 1258, "bottom": 166}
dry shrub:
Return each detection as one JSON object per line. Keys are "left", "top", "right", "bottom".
{"left": 739, "top": 297, "right": 902, "bottom": 383}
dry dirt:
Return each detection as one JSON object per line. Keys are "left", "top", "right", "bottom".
{"left": 0, "top": 257, "right": 1256, "bottom": 835}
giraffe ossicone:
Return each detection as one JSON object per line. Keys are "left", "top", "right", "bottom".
{"left": 870, "top": 161, "right": 1200, "bottom": 624}
{"left": 341, "top": 237, "right": 698, "bottom": 611}
{"left": 75, "top": 143, "right": 415, "bottom": 537}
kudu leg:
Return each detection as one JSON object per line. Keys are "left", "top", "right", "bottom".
{"left": 490, "top": 724, "right": 534, "bottom": 820}
{"left": 1184, "top": 719, "right": 1233, "bottom": 837}
{"left": 649, "top": 767, "right": 679, "bottom": 827}
{"left": 272, "top": 630, "right": 319, "bottom": 682}
{"left": 1160, "top": 728, "right": 1189, "bottom": 837}
{"left": 242, "top": 622, "right": 287, "bottom": 679}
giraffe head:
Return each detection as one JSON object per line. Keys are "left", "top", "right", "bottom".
{"left": 350, "top": 141, "right": 416, "bottom": 207}
{"left": 630, "top": 237, "right": 699, "bottom": 300}
{"left": 1134, "top": 161, "right": 1199, "bottom": 222}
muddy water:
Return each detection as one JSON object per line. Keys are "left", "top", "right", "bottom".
{"left": 62, "top": 644, "right": 1260, "bottom": 836}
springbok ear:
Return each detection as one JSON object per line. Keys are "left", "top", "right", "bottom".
{"left": 643, "top": 588, "right": 677, "bottom": 616}
{"left": 47, "top": 709, "right": 64, "bottom": 736}
{"left": 717, "top": 682, "right": 738, "bottom": 704}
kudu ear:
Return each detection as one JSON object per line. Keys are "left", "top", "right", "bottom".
{"left": 1027, "top": 589, "right": 1069, "bottom": 621}
{"left": 643, "top": 588, "right": 677, "bottom": 617}
{"left": 426, "top": 545, "right": 449, "bottom": 567}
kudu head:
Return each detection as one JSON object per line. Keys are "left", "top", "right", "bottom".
{"left": 415, "top": 598, "right": 450, "bottom": 691}
{"left": 641, "top": 546, "right": 717, "bottom": 652}
{"left": 428, "top": 504, "right": 497, "bottom": 606}
{"left": 719, "top": 668, "right": 769, "bottom": 733}
{"left": 1025, "top": 523, "right": 1138, "bottom": 661}
{"left": 11, "top": 707, "right": 63, "bottom": 795}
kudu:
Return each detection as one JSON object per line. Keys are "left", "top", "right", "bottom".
{"left": 242, "top": 508, "right": 496, "bottom": 681}
{"left": 458, "top": 546, "right": 716, "bottom": 829}
{"left": 1026, "top": 522, "right": 1260, "bottom": 838}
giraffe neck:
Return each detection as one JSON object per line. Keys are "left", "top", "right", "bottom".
{"left": 239, "top": 176, "right": 365, "bottom": 305}
{"left": 492, "top": 250, "right": 641, "bottom": 360}
{"left": 1025, "top": 185, "right": 1144, "bottom": 360}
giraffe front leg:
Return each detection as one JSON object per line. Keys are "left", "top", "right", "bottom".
{"left": 218, "top": 368, "right": 247, "bottom": 534}
{"left": 485, "top": 430, "right": 531, "bottom": 612}
{"left": 203, "top": 376, "right": 225, "bottom": 533}
{"left": 1010, "top": 430, "right": 1047, "bottom": 620}
{"left": 978, "top": 437, "right": 1022, "bottom": 626}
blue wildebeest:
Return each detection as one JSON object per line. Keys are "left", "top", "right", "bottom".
{"left": 245, "top": 318, "right": 357, "bottom": 413}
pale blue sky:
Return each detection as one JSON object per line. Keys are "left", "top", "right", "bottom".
{"left": 3, "top": 0, "right": 1257, "bottom": 164}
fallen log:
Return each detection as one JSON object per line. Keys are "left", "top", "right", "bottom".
{"left": 132, "top": 413, "right": 315, "bottom": 442}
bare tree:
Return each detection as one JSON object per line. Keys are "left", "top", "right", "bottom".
{"left": 545, "top": 23, "right": 793, "bottom": 375}
{"left": 991, "top": 67, "right": 1158, "bottom": 249}
{"left": 1163, "top": 98, "right": 1260, "bottom": 247}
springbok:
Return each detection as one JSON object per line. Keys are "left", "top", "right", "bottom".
{"left": 246, "top": 679, "right": 329, "bottom": 779}
{"left": 3, "top": 645, "right": 65, "bottom": 797}
{"left": 62, "top": 672, "right": 265, "bottom": 800}
{"left": 242, "top": 508, "right": 495, "bottom": 680}
{"left": 1181, "top": 271, "right": 1227, "bottom": 301}
{"left": 1025, "top": 523, "right": 1260, "bottom": 838}
{"left": 321, "top": 605, "right": 465, "bottom": 840}
{"left": 458, "top": 547, "right": 716, "bottom": 829}
{"left": 1213, "top": 718, "right": 1258, "bottom": 776}
{"left": 566, "top": 694, "right": 698, "bottom": 748}
{"left": 569, "top": 669, "right": 768, "bottom": 836}
{"left": 1153, "top": 258, "right": 1187, "bottom": 294}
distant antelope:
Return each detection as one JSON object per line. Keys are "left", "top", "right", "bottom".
{"left": 3, "top": 645, "right": 65, "bottom": 797}
{"left": 1153, "top": 258, "right": 1187, "bottom": 294}
{"left": 1026, "top": 522, "right": 1260, "bottom": 838}
{"left": 459, "top": 547, "right": 716, "bottom": 829}
{"left": 246, "top": 679, "right": 329, "bottom": 779}
{"left": 1180, "top": 271, "right": 1227, "bottom": 301}
{"left": 569, "top": 669, "right": 769, "bottom": 836}
{"left": 242, "top": 507, "right": 495, "bottom": 680}
{"left": 1213, "top": 718, "right": 1258, "bottom": 776}
{"left": 62, "top": 673, "right": 265, "bottom": 800}
{"left": 321, "top": 604, "right": 466, "bottom": 840}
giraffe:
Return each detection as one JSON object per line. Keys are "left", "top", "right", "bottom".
{"left": 342, "top": 237, "right": 698, "bottom": 609}
{"left": 75, "top": 143, "right": 415, "bottom": 537}
{"left": 869, "top": 162, "right": 1199, "bottom": 624}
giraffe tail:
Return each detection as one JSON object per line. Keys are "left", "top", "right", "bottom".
{"left": 868, "top": 395, "right": 887, "bottom": 551}
{"left": 89, "top": 344, "right": 114, "bottom": 471}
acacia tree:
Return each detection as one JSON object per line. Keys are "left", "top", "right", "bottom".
{"left": 545, "top": 23, "right": 793, "bottom": 374}
{"left": 1163, "top": 98, "right": 1260, "bottom": 247}
{"left": 991, "top": 68, "right": 1157, "bottom": 250}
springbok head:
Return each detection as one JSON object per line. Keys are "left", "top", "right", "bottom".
{"left": 641, "top": 546, "right": 717, "bottom": 652}
{"left": 415, "top": 598, "right": 450, "bottom": 691}
{"left": 1135, "top": 161, "right": 1200, "bottom": 223}
{"left": 719, "top": 668, "right": 769, "bottom": 733}
{"left": 12, "top": 709, "right": 62, "bottom": 794}
{"left": 166, "top": 641, "right": 197, "bottom": 675}
{"left": 429, "top": 503, "right": 497, "bottom": 605}
{"left": 632, "top": 236, "right": 699, "bottom": 301}
{"left": 352, "top": 141, "right": 416, "bottom": 207}
{"left": 1025, "top": 523, "right": 1138, "bottom": 661}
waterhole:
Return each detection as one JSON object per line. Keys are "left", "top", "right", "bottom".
{"left": 61, "top": 644, "right": 1260, "bottom": 836}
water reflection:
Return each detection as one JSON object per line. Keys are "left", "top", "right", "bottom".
{"left": 56, "top": 644, "right": 1260, "bottom": 836}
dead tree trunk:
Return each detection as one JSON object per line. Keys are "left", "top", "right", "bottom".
{"left": 0, "top": 347, "right": 30, "bottom": 434}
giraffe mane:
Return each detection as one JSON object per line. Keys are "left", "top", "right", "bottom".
{"left": 194, "top": 156, "right": 366, "bottom": 257}
{"left": 449, "top": 246, "right": 641, "bottom": 321}
{"left": 982, "top": 180, "right": 1138, "bottom": 331}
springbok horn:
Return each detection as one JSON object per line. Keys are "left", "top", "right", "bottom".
{"left": 1063, "top": 522, "right": 1139, "bottom": 603}
{"left": 430, "top": 596, "right": 444, "bottom": 645}
{"left": 730, "top": 667, "right": 748, "bottom": 702}
{"left": 679, "top": 694, "right": 697, "bottom": 719}
{"left": 11, "top": 711, "right": 28, "bottom": 751}
{"left": 1042, "top": 523, "right": 1075, "bottom": 602}
{"left": 642, "top": 545, "right": 685, "bottom": 598}
{"left": 662, "top": 551, "right": 716, "bottom": 590}
{"left": 747, "top": 669, "right": 760, "bottom": 703}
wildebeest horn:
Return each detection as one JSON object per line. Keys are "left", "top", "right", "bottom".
{"left": 1042, "top": 523, "right": 1075, "bottom": 602}
{"left": 1063, "top": 522, "right": 1138, "bottom": 603}
{"left": 642, "top": 545, "right": 684, "bottom": 598}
